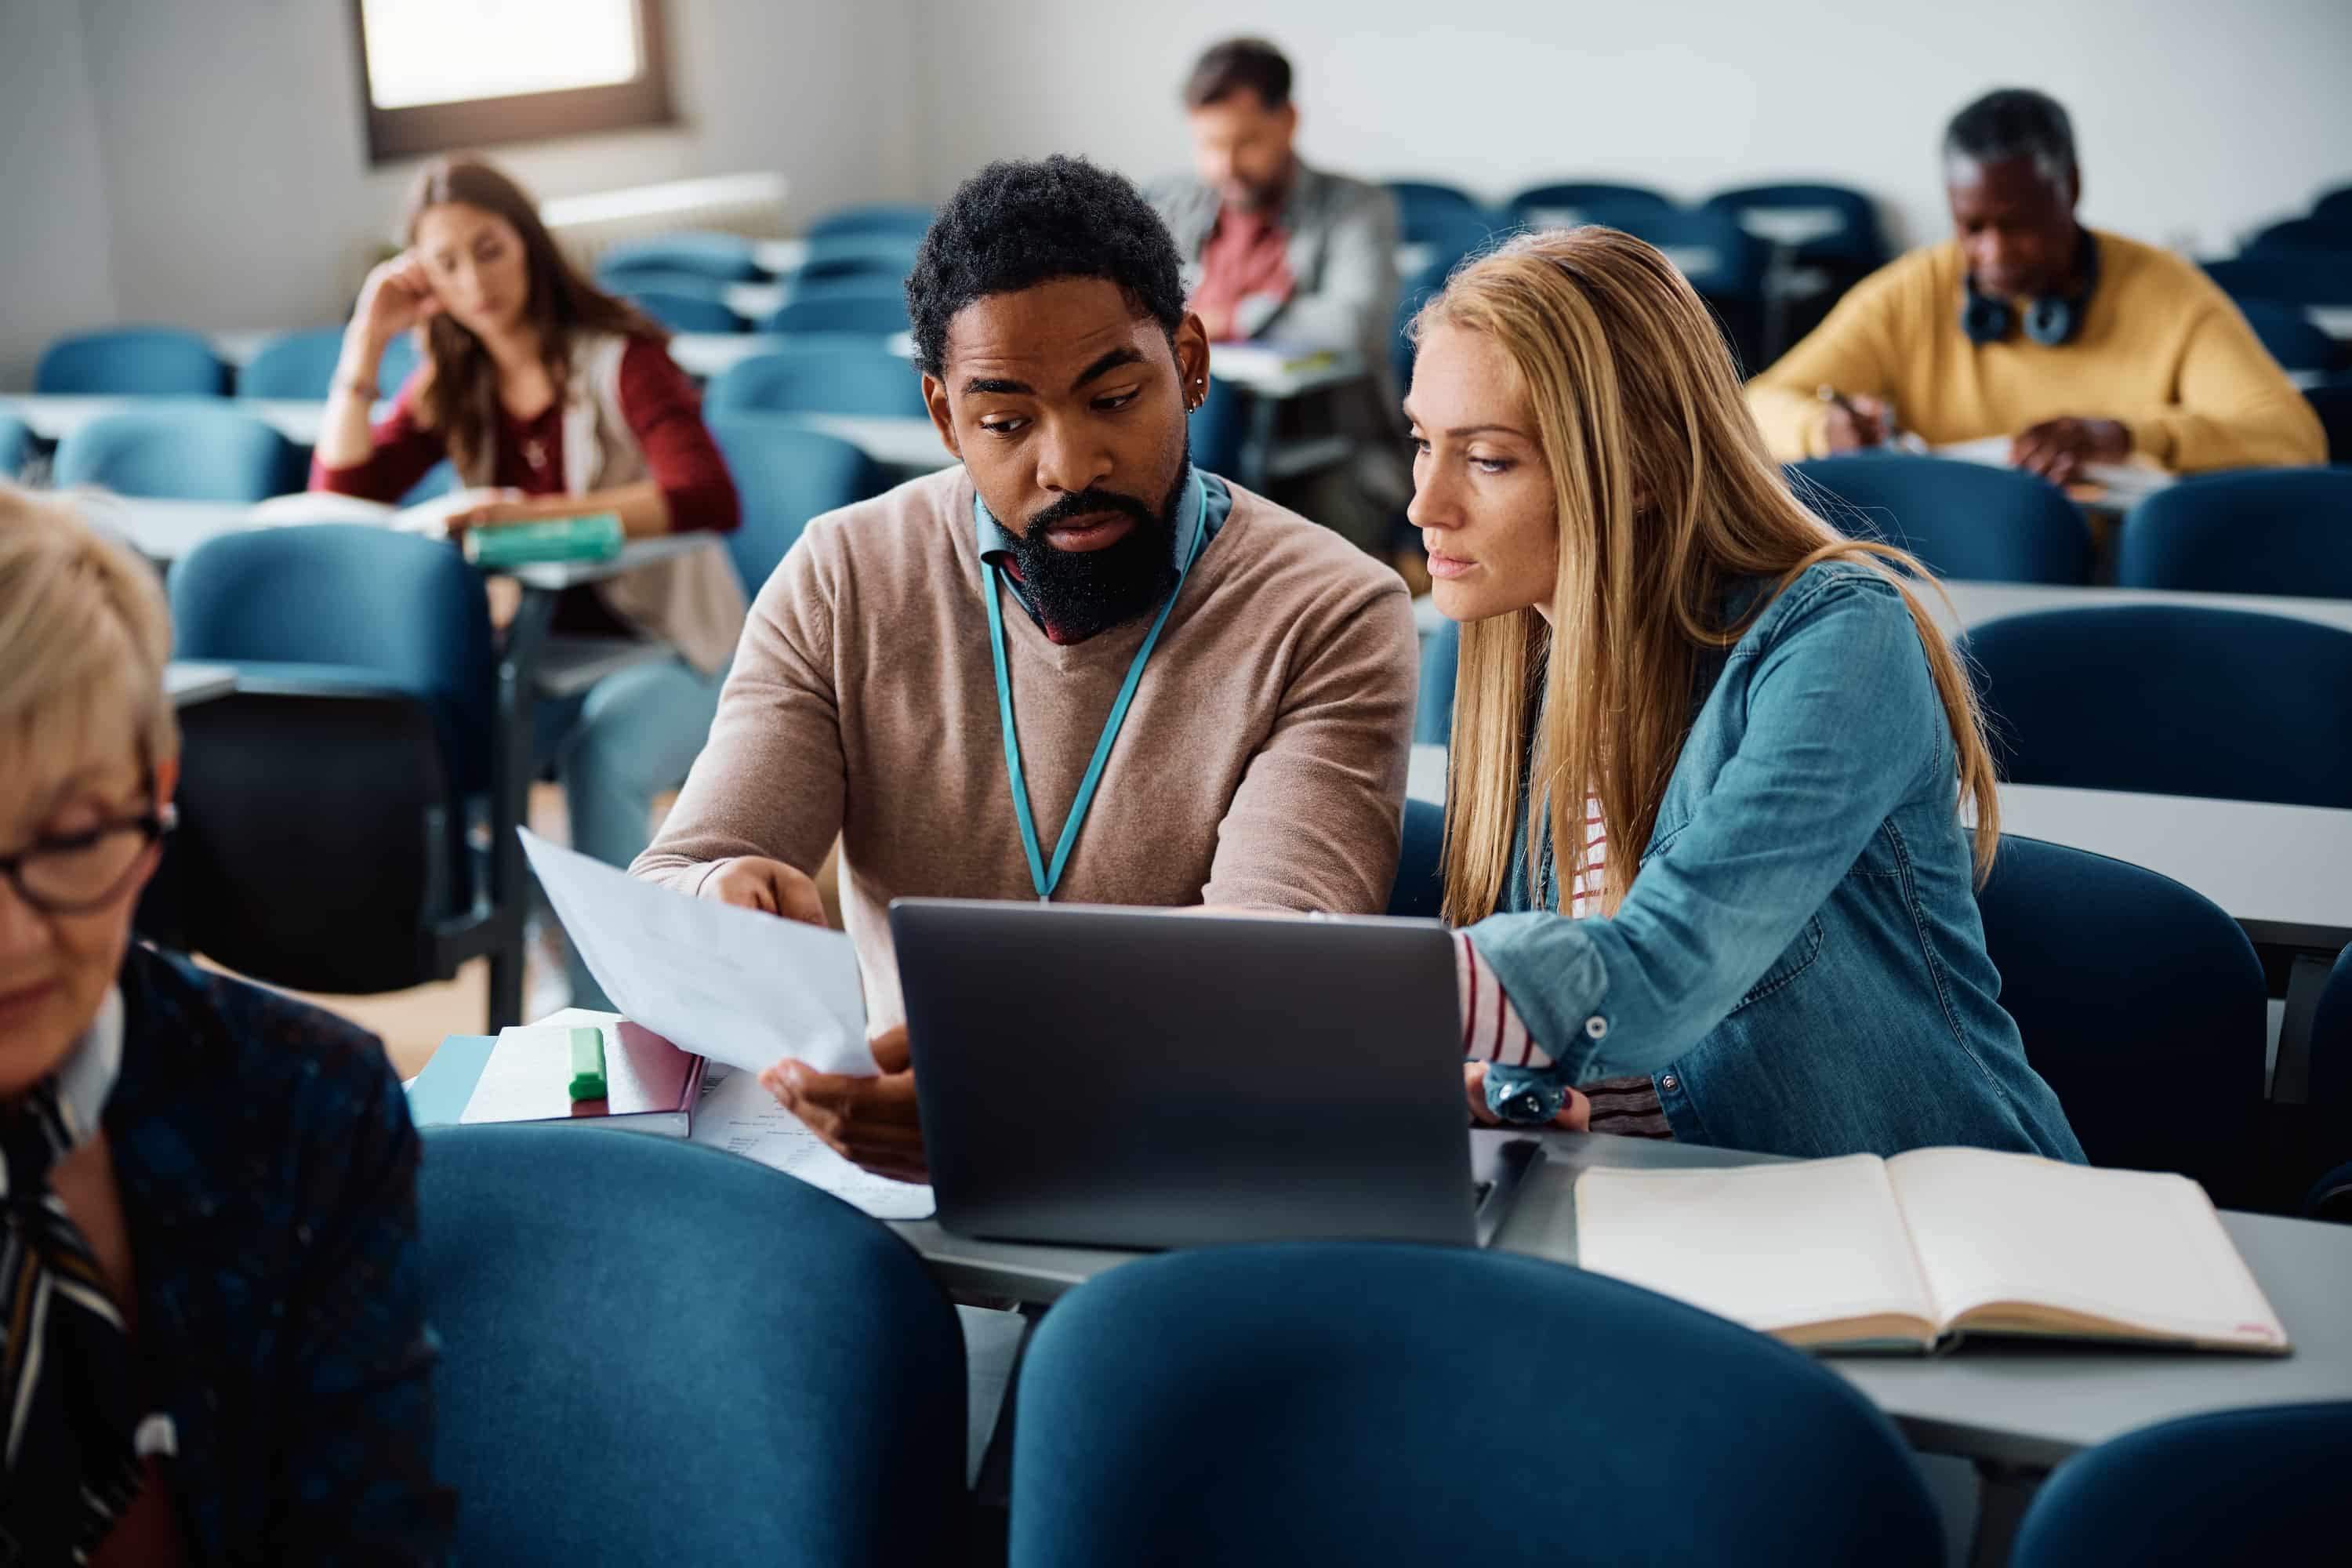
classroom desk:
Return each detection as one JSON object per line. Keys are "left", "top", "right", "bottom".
{"left": 794, "top": 412, "right": 955, "bottom": 473}
{"left": 1932, "top": 578, "right": 2352, "bottom": 641}
{"left": 0, "top": 393, "right": 377, "bottom": 447}
{"left": 164, "top": 661, "right": 237, "bottom": 707}
{"left": 2310, "top": 305, "right": 2352, "bottom": 341}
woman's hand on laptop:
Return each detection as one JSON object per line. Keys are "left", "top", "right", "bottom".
{"left": 701, "top": 855, "right": 827, "bottom": 927}
{"left": 760, "top": 1025, "right": 928, "bottom": 1184}
{"left": 1463, "top": 1063, "right": 1591, "bottom": 1131}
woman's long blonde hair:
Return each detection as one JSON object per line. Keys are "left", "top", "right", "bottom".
{"left": 1419, "top": 228, "right": 1998, "bottom": 927}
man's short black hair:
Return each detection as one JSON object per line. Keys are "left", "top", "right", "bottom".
{"left": 1944, "top": 88, "right": 2077, "bottom": 185}
{"left": 1183, "top": 37, "right": 1292, "bottom": 111}
{"left": 906, "top": 155, "right": 1188, "bottom": 379}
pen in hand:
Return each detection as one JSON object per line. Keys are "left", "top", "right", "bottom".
{"left": 1817, "top": 384, "right": 1894, "bottom": 452}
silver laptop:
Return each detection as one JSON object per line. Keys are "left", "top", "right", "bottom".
{"left": 889, "top": 899, "right": 1491, "bottom": 1250}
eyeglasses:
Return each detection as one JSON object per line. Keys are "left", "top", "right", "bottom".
{"left": 0, "top": 802, "right": 176, "bottom": 916}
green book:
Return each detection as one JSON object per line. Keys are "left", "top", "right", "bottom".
{"left": 462, "top": 512, "right": 624, "bottom": 568}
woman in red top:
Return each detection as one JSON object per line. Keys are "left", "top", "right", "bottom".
{"left": 314, "top": 155, "right": 747, "bottom": 1011}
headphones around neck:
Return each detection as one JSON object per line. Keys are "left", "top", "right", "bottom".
{"left": 1959, "top": 228, "right": 2100, "bottom": 347}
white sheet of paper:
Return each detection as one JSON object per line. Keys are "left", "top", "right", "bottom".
{"left": 519, "top": 828, "right": 873, "bottom": 1077}
{"left": 690, "top": 1064, "right": 935, "bottom": 1220}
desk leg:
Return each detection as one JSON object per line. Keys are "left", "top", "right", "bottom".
{"left": 1967, "top": 1461, "right": 2045, "bottom": 1568}
{"left": 487, "top": 589, "right": 555, "bottom": 1031}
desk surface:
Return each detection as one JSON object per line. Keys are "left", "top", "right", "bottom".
{"left": 0, "top": 392, "right": 379, "bottom": 448}
{"left": 164, "top": 661, "right": 237, "bottom": 707}
{"left": 792, "top": 412, "right": 955, "bottom": 472}
{"left": 890, "top": 1128, "right": 2352, "bottom": 1469}
{"left": 1933, "top": 579, "right": 2352, "bottom": 640}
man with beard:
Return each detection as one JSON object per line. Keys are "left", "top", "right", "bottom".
{"left": 1152, "top": 37, "right": 1407, "bottom": 554}
{"left": 632, "top": 156, "right": 1418, "bottom": 1181}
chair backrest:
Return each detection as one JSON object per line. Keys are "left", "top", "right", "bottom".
{"left": 706, "top": 341, "right": 927, "bottom": 419}
{"left": 1414, "top": 615, "right": 1457, "bottom": 746}
{"left": 1189, "top": 370, "right": 1249, "bottom": 481}
{"left": 1506, "top": 180, "right": 1675, "bottom": 228}
{"left": 2117, "top": 467, "right": 2352, "bottom": 597}
{"left": 421, "top": 1126, "right": 966, "bottom": 1566}
{"left": 1703, "top": 182, "right": 1887, "bottom": 265}
{"left": 1010, "top": 1243, "right": 1940, "bottom": 1568}
{"left": 2245, "top": 216, "right": 2352, "bottom": 257}
{"left": 2307, "top": 381, "right": 2352, "bottom": 464}
{"left": 2312, "top": 943, "right": 2352, "bottom": 1184}
{"left": 704, "top": 412, "right": 886, "bottom": 593}
{"left": 2203, "top": 254, "right": 2352, "bottom": 307}
{"left": 595, "top": 263, "right": 735, "bottom": 299}
{"left": 761, "top": 288, "right": 911, "bottom": 336}
{"left": 2009, "top": 1402, "right": 2352, "bottom": 1568}
{"left": 1791, "top": 454, "right": 2094, "bottom": 584}
{"left": 169, "top": 523, "right": 498, "bottom": 796}
{"left": 238, "top": 327, "right": 422, "bottom": 400}
{"left": 2230, "top": 298, "right": 2347, "bottom": 373}
{"left": 1975, "top": 834, "right": 2268, "bottom": 1203}
{"left": 1387, "top": 798, "right": 1445, "bottom": 918}
{"left": 624, "top": 287, "right": 745, "bottom": 334}
{"left": 52, "top": 405, "right": 302, "bottom": 502}
{"left": 36, "top": 326, "right": 228, "bottom": 395}
{"left": 796, "top": 233, "right": 920, "bottom": 288}
{"left": 169, "top": 684, "right": 459, "bottom": 990}
{"left": 2314, "top": 187, "right": 2352, "bottom": 228}
{"left": 0, "top": 413, "right": 31, "bottom": 482}
{"left": 592, "top": 228, "right": 760, "bottom": 281}
{"left": 1604, "top": 206, "right": 1766, "bottom": 295}
{"left": 806, "top": 202, "right": 935, "bottom": 242}
{"left": 1965, "top": 604, "right": 2352, "bottom": 808}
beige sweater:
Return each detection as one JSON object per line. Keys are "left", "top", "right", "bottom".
{"left": 633, "top": 466, "right": 1420, "bottom": 1029}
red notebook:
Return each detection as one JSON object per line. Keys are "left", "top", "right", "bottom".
{"left": 458, "top": 1019, "right": 706, "bottom": 1137}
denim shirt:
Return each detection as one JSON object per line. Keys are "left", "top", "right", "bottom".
{"left": 1472, "top": 562, "right": 2085, "bottom": 1163}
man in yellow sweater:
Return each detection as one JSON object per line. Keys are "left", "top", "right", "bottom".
{"left": 1748, "top": 89, "right": 2322, "bottom": 481}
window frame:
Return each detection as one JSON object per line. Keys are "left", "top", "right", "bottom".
{"left": 350, "top": 0, "right": 676, "bottom": 165}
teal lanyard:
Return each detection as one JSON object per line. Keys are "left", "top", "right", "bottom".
{"left": 983, "top": 470, "right": 1209, "bottom": 901}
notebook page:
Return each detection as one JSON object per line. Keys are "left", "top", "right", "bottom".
{"left": 1574, "top": 1156, "right": 1936, "bottom": 1336}
{"left": 1887, "top": 1149, "right": 2286, "bottom": 1347}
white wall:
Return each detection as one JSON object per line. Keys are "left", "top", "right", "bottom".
{"left": 0, "top": 0, "right": 920, "bottom": 382}
{"left": 0, "top": 2, "right": 123, "bottom": 388}
{"left": 908, "top": 0, "right": 2352, "bottom": 259}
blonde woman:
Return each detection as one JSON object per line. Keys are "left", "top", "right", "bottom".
{"left": 1410, "top": 230, "right": 2081, "bottom": 1160}
{"left": 0, "top": 488, "right": 452, "bottom": 1560}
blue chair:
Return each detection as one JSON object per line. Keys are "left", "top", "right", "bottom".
{"left": 592, "top": 229, "right": 760, "bottom": 282}
{"left": 35, "top": 326, "right": 228, "bottom": 396}
{"left": 1976, "top": 834, "right": 2268, "bottom": 1204}
{"left": 796, "top": 233, "right": 920, "bottom": 287}
{"left": 596, "top": 263, "right": 735, "bottom": 300}
{"left": 2311, "top": 187, "right": 2352, "bottom": 229}
{"left": 2310, "top": 1158, "right": 2352, "bottom": 1220}
{"left": 2204, "top": 254, "right": 2352, "bottom": 307}
{"left": 707, "top": 341, "right": 927, "bottom": 419}
{"left": 2308, "top": 380, "right": 2352, "bottom": 463}
{"left": 1386, "top": 798, "right": 1445, "bottom": 918}
{"left": 1791, "top": 455, "right": 2095, "bottom": 584}
{"left": 625, "top": 288, "right": 745, "bottom": 334}
{"left": 2230, "top": 299, "right": 2348, "bottom": 374}
{"left": 704, "top": 412, "right": 886, "bottom": 593}
{"left": 2118, "top": 467, "right": 2352, "bottom": 597}
{"left": 2305, "top": 944, "right": 2352, "bottom": 1218}
{"left": 1506, "top": 180, "right": 1675, "bottom": 227}
{"left": 1414, "top": 615, "right": 1457, "bottom": 746}
{"left": 53, "top": 405, "right": 301, "bottom": 501}
{"left": 1606, "top": 205, "right": 1766, "bottom": 296}
{"left": 421, "top": 1126, "right": 965, "bottom": 1566}
{"left": 165, "top": 525, "right": 519, "bottom": 1016}
{"left": 1383, "top": 180, "right": 1488, "bottom": 248}
{"left": 807, "top": 203, "right": 935, "bottom": 243}
{"left": 2244, "top": 217, "right": 2352, "bottom": 257}
{"left": 2009, "top": 1403, "right": 2352, "bottom": 1568}
{"left": 1009, "top": 1243, "right": 1941, "bottom": 1568}
{"left": 1189, "top": 370, "right": 1248, "bottom": 481}
{"left": 1965, "top": 606, "right": 2352, "bottom": 809}
{"left": 1704, "top": 182, "right": 1888, "bottom": 268}
{"left": 762, "top": 288, "right": 910, "bottom": 336}
{"left": 236, "top": 327, "right": 422, "bottom": 400}
{"left": 0, "top": 412, "right": 31, "bottom": 481}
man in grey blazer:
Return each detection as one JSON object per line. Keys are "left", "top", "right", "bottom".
{"left": 1152, "top": 38, "right": 1406, "bottom": 554}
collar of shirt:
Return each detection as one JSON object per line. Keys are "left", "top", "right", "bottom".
{"left": 54, "top": 984, "right": 124, "bottom": 1145}
{"left": 974, "top": 468, "right": 1233, "bottom": 644}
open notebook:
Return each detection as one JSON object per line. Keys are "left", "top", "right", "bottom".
{"left": 1933, "top": 435, "right": 2176, "bottom": 505}
{"left": 1575, "top": 1149, "right": 2288, "bottom": 1354}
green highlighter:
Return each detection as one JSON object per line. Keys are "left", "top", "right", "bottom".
{"left": 565, "top": 1026, "right": 608, "bottom": 1102}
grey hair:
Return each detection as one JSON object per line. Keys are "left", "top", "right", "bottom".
{"left": 1943, "top": 88, "right": 2076, "bottom": 187}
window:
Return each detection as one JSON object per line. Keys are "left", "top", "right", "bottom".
{"left": 351, "top": 0, "right": 673, "bottom": 164}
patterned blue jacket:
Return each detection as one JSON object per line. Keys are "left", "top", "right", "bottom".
{"left": 107, "top": 944, "right": 455, "bottom": 1562}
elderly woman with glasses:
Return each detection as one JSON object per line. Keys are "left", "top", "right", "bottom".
{"left": 0, "top": 487, "right": 452, "bottom": 1563}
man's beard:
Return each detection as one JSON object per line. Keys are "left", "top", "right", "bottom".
{"left": 1003, "top": 442, "right": 1192, "bottom": 642}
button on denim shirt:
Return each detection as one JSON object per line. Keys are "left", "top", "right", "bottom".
{"left": 1474, "top": 562, "right": 2084, "bottom": 1162}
